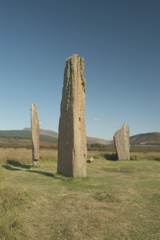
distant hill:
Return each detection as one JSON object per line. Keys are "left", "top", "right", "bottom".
{"left": 87, "top": 136, "right": 112, "bottom": 145}
{"left": 23, "top": 128, "right": 111, "bottom": 145}
{"left": 0, "top": 129, "right": 160, "bottom": 146}
{"left": 23, "top": 128, "right": 58, "bottom": 138}
{"left": 130, "top": 132, "right": 160, "bottom": 145}
{"left": 0, "top": 130, "right": 57, "bottom": 142}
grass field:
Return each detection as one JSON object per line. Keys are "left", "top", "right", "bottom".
{"left": 0, "top": 148, "right": 160, "bottom": 240}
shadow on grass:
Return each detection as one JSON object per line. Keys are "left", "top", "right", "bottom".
{"left": 27, "top": 170, "right": 79, "bottom": 180}
{"left": 52, "top": 173, "right": 75, "bottom": 182}
{"left": 130, "top": 156, "right": 160, "bottom": 161}
{"left": 2, "top": 165, "right": 21, "bottom": 171}
{"left": 28, "top": 170, "right": 54, "bottom": 177}
{"left": 6, "top": 159, "right": 31, "bottom": 169}
{"left": 4, "top": 159, "right": 56, "bottom": 178}
{"left": 103, "top": 153, "right": 118, "bottom": 161}
{"left": 3, "top": 162, "right": 55, "bottom": 178}
{"left": 153, "top": 157, "right": 160, "bottom": 161}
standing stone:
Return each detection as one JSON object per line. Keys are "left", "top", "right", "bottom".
{"left": 113, "top": 123, "right": 130, "bottom": 160}
{"left": 57, "top": 54, "right": 87, "bottom": 177}
{"left": 31, "top": 104, "right": 39, "bottom": 166}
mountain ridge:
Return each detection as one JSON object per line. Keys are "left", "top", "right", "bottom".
{"left": 23, "top": 129, "right": 160, "bottom": 145}
{"left": 23, "top": 128, "right": 111, "bottom": 145}
{"left": 130, "top": 132, "right": 160, "bottom": 145}
{"left": 0, "top": 128, "right": 160, "bottom": 145}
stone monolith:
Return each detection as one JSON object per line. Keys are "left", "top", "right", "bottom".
{"left": 57, "top": 54, "right": 87, "bottom": 177}
{"left": 113, "top": 123, "right": 130, "bottom": 160}
{"left": 31, "top": 104, "right": 39, "bottom": 166}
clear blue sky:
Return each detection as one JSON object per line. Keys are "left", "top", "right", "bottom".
{"left": 0, "top": 0, "right": 159, "bottom": 140}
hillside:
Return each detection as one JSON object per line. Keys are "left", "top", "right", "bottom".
{"left": 130, "top": 132, "right": 160, "bottom": 145}
{"left": 0, "top": 129, "right": 110, "bottom": 147}
{"left": 0, "top": 130, "right": 58, "bottom": 148}
{"left": 0, "top": 130, "right": 57, "bottom": 142}
{"left": 0, "top": 129, "right": 160, "bottom": 147}
{"left": 24, "top": 128, "right": 111, "bottom": 145}
{"left": 24, "top": 128, "right": 58, "bottom": 138}
{"left": 87, "top": 136, "right": 112, "bottom": 145}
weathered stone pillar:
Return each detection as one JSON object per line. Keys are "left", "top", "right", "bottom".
{"left": 57, "top": 54, "right": 87, "bottom": 177}
{"left": 31, "top": 104, "right": 39, "bottom": 166}
{"left": 113, "top": 123, "right": 130, "bottom": 160}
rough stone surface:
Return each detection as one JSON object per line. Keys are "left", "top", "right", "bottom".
{"left": 31, "top": 104, "right": 39, "bottom": 166}
{"left": 57, "top": 54, "right": 87, "bottom": 177}
{"left": 113, "top": 123, "right": 130, "bottom": 160}
{"left": 86, "top": 157, "right": 94, "bottom": 163}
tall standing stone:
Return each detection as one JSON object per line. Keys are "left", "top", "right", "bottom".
{"left": 31, "top": 104, "right": 39, "bottom": 166}
{"left": 113, "top": 123, "right": 130, "bottom": 160}
{"left": 57, "top": 54, "right": 87, "bottom": 177}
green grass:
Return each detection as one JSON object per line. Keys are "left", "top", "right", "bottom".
{"left": 0, "top": 149, "right": 160, "bottom": 239}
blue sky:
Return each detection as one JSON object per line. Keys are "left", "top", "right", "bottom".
{"left": 0, "top": 0, "right": 159, "bottom": 140}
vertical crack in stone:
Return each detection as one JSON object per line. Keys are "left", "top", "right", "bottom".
{"left": 31, "top": 104, "right": 39, "bottom": 166}
{"left": 57, "top": 54, "right": 87, "bottom": 177}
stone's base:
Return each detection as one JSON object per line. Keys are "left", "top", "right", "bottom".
{"left": 33, "top": 159, "right": 39, "bottom": 166}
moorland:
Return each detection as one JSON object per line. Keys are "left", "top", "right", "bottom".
{"left": 0, "top": 146, "right": 160, "bottom": 240}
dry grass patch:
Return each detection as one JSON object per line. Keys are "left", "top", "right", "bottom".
{"left": 0, "top": 184, "right": 32, "bottom": 240}
{"left": 50, "top": 193, "right": 129, "bottom": 240}
{"left": 0, "top": 148, "right": 160, "bottom": 239}
{"left": 0, "top": 148, "right": 32, "bottom": 165}
{"left": 0, "top": 148, "right": 58, "bottom": 166}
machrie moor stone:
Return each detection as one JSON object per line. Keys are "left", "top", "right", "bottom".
{"left": 113, "top": 123, "right": 130, "bottom": 160}
{"left": 57, "top": 54, "right": 87, "bottom": 177}
{"left": 86, "top": 157, "right": 94, "bottom": 163}
{"left": 31, "top": 104, "right": 39, "bottom": 166}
